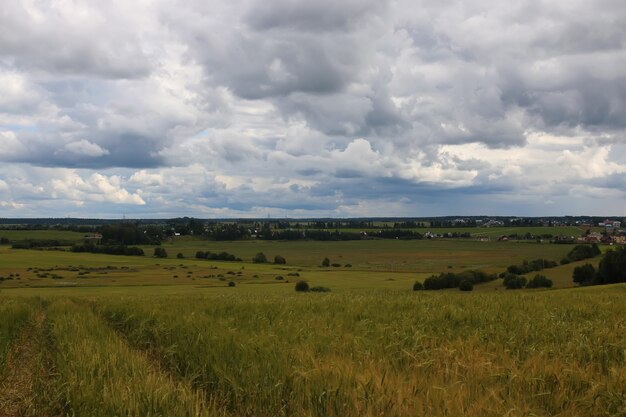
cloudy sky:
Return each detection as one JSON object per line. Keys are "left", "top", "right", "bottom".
{"left": 1, "top": 0, "right": 625, "bottom": 218}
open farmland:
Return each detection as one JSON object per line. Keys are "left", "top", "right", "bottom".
{"left": 0, "top": 229, "right": 624, "bottom": 416}
{"left": 0, "top": 286, "right": 625, "bottom": 416}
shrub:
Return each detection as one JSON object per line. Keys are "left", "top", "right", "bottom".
{"left": 572, "top": 264, "right": 596, "bottom": 286}
{"left": 153, "top": 247, "right": 168, "bottom": 258}
{"left": 228, "top": 281, "right": 236, "bottom": 287}
{"left": 274, "top": 255, "right": 286, "bottom": 264}
{"left": 177, "top": 253, "right": 184, "bottom": 259}
{"left": 287, "top": 272, "right": 300, "bottom": 277}
{"left": 413, "top": 281, "right": 424, "bottom": 291}
{"left": 526, "top": 274, "right": 553, "bottom": 288}
{"left": 504, "top": 276, "right": 527, "bottom": 289}
{"left": 295, "top": 281, "right": 309, "bottom": 292}
{"left": 344, "top": 264, "right": 352, "bottom": 268}
{"left": 309, "top": 286, "right": 331, "bottom": 292}
{"left": 253, "top": 252, "right": 268, "bottom": 263}
{"left": 321, "top": 257, "right": 330, "bottom": 267}
{"left": 595, "top": 247, "right": 626, "bottom": 285}
{"left": 459, "top": 280, "right": 474, "bottom": 291}
{"left": 331, "top": 263, "right": 341, "bottom": 267}
{"left": 275, "top": 276, "right": 284, "bottom": 280}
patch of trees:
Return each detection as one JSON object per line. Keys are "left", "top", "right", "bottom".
{"left": 572, "top": 247, "right": 626, "bottom": 286}
{"left": 0, "top": 237, "right": 9, "bottom": 244}
{"left": 506, "top": 258, "right": 557, "bottom": 275}
{"left": 153, "top": 247, "right": 168, "bottom": 258}
{"left": 99, "top": 224, "right": 162, "bottom": 245}
{"left": 503, "top": 273, "right": 553, "bottom": 289}
{"left": 12, "top": 240, "right": 71, "bottom": 249}
{"left": 422, "top": 270, "right": 497, "bottom": 290}
{"left": 560, "top": 244, "right": 601, "bottom": 264}
{"left": 71, "top": 244, "right": 145, "bottom": 256}
{"left": 206, "top": 224, "right": 250, "bottom": 240}
{"left": 195, "top": 251, "right": 242, "bottom": 262}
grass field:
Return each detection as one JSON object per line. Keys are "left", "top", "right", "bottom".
{"left": 0, "top": 285, "right": 625, "bottom": 416}
{"left": 1, "top": 230, "right": 624, "bottom": 416}
{"left": 0, "top": 238, "right": 581, "bottom": 290}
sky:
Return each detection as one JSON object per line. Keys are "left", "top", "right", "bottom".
{"left": 0, "top": 0, "right": 625, "bottom": 218}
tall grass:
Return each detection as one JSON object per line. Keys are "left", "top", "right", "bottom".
{"left": 47, "top": 299, "right": 217, "bottom": 417}
{"left": 95, "top": 287, "right": 626, "bottom": 417}
{"left": 0, "top": 298, "right": 34, "bottom": 370}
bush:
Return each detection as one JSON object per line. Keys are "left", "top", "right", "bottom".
{"left": 526, "top": 274, "right": 553, "bottom": 288}
{"left": 295, "top": 281, "right": 309, "bottom": 292}
{"left": 595, "top": 247, "right": 626, "bottom": 284}
{"left": 253, "top": 252, "right": 268, "bottom": 263}
{"left": 331, "top": 263, "right": 341, "bottom": 267}
{"left": 274, "top": 255, "right": 286, "bottom": 264}
{"left": 459, "top": 280, "right": 474, "bottom": 291}
{"left": 344, "top": 264, "right": 352, "bottom": 268}
{"left": 228, "top": 281, "right": 236, "bottom": 287}
{"left": 177, "top": 253, "right": 184, "bottom": 259}
{"left": 153, "top": 247, "right": 168, "bottom": 258}
{"left": 309, "top": 286, "right": 331, "bottom": 292}
{"left": 504, "top": 276, "right": 527, "bottom": 289}
{"left": 275, "top": 276, "right": 284, "bottom": 280}
{"left": 572, "top": 263, "right": 596, "bottom": 286}
{"left": 321, "top": 257, "right": 330, "bottom": 267}
{"left": 413, "top": 281, "right": 424, "bottom": 291}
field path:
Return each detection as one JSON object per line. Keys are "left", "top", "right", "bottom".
{"left": 0, "top": 310, "right": 49, "bottom": 417}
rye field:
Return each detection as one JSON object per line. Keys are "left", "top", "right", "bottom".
{"left": 0, "top": 229, "right": 625, "bottom": 416}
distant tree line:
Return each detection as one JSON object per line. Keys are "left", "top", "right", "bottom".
{"left": 195, "top": 251, "right": 242, "bottom": 261}
{"left": 71, "top": 244, "right": 145, "bottom": 256}
{"left": 418, "top": 270, "right": 498, "bottom": 291}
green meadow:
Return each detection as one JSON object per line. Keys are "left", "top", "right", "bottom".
{"left": 0, "top": 230, "right": 624, "bottom": 416}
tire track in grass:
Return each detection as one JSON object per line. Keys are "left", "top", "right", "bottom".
{"left": 0, "top": 308, "right": 57, "bottom": 417}
{"left": 48, "top": 299, "right": 220, "bottom": 417}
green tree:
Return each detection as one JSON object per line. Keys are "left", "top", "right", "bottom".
{"left": 252, "top": 252, "right": 268, "bottom": 263}
{"left": 321, "top": 257, "right": 330, "bottom": 267}
{"left": 572, "top": 264, "right": 596, "bottom": 286}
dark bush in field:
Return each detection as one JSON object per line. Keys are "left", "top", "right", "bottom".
{"left": 506, "top": 258, "right": 557, "bottom": 275}
{"left": 153, "top": 247, "right": 168, "bottom": 258}
{"left": 253, "top": 252, "right": 268, "bottom": 263}
{"left": 564, "top": 244, "right": 601, "bottom": 263}
{"left": 177, "top": 253, "right": 184, "bottom": 259}
{"left": 195, "top": 251, "right": 240, "bottom": 261}
{"left": 275, "top": 276, "right": 284, "bottom": 280}
{"left": 504, "top": 276, "right": 527, "bottom": 289}
{"left": 572, "top": 264, "right": 596, "bottom": 286}
{"left": 287, "top": 272, "right": 300, "bottom": 277}
{"left": 526, "top": 274, "right": 553, "bottom": 288}
{"left": 413, "top": 281, "right": 424, "bottom": 291}
{"left": 344, "top": 264, "right": 352, "bottom": 267}
{"left": 0, "top": 237, "right": 9, "bottom": 244}
{"left": 228, "top": 281, "right": 236, "bottom": 287}
{"left": 331, "top": 263, "right": 341, "bottom": 267}
{"left": 274, "top": 255, "right": 286, "bottom": 264}
{"left": 424, "top": 270, "right": 497, "bottom": 290}
{"left": 309, "top": 286, "right": 331, "bottom": 292}
{"left": 459, "top": 280, "right": 474, "bottom": 291}
{"left": 595, "top": 247, "right": 626, "bottom": 284}
{"left": 71, "top": 244, "right": 145, "bottom": 256}
{"left": 295, "top": 281, "right": 309, "bottom": 292}
{"left": 321, "top": 257, "right": 330, "bottom": 267}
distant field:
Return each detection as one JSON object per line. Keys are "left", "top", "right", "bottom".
{"left": 0, "top": 229, "right": 85, "bottom": 242}
{"left": 0, "top": 234, "right": 582, "bottom": 291}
